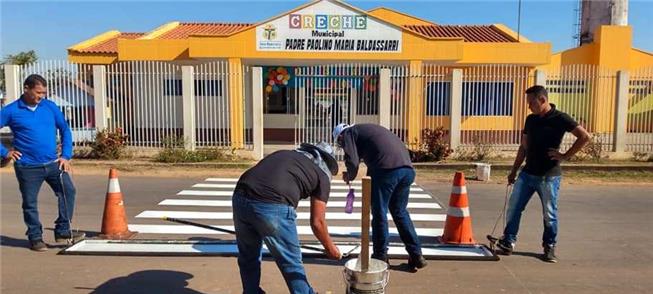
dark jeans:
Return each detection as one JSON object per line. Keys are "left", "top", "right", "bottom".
{"left": 14, "top": 161, "right": 76, "bottom": 241}
{"left": 370, "top": 167, "right": 422, "bottom": 259}
{"left": 232, "top": 190, "right": 314, "bottom": 294}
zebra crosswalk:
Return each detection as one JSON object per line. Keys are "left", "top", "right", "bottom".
{"left": 128, "top": 178, "right": 446, "bottom": 241}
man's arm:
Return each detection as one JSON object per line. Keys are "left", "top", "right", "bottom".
{"left": 309, "top": 197, "right": 341, "bottom": 259}
{"left": 342, "top": 132, "right": 359, "bottom": 183}
{"left": 508, "top": 134, "right": 528, "bottom": 184}
{"left": 548, "top": 126, "right": 591, "bottom": 161}
{"left": 52, "top": 104, "right": 73, "bottom": 160}
{"left": 0, "top": 107, "right": 20, "bottom": 162}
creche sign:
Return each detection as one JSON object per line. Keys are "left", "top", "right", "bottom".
{"left": 256, "top": 1, "right": 402, "bottom": 53}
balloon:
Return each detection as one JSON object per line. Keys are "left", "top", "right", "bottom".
{"left": 269, "top": 80, "right": 275, "bottom": 86}
{"left": 265, "top": 85, "right": 272, "bottom": 93}
{"left": 284, "top": 74, "right": 290, "bottom": 81}
{"left": 277, "top": 67, "right": 284, "bottom": 73}
{"left": 282, "top": 80, "right": 288, "bottom": 85}
{"left": 272, "top": 85, "right": 279, "bottom": 92}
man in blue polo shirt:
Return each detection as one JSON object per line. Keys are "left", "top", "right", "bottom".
{"left": 1, "top": 74, "right": 85, "bottom": 251}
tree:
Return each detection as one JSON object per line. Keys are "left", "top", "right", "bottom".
{"left": 1, "top": 50, "right": 38, "bottom": 93}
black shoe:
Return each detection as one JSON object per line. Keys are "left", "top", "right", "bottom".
{"left": 408, "top": 255, "right": 428, "bottom": 269}
{"left": 30, "top": 239, "right": 48, "bottom": 252}
{"left": 496, "top": 239, "right": 514, "bottom": 255}
{"left": 372, "top": 254, "right": 389, "bottom": 264}
{"left": 54, "top": 231, "right": 86, "bottom": 244}
{"left": 543, "top": 245, "right": 557, "bottom": 263}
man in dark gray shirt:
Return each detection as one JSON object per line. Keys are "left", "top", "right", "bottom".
{"left": 496, "top": 85, "right": 590, "bottom": 263}
{"left": 233, "top": 142, "right": 341, "bottom": 294}
{"left": 333, "top": 123, "right": 427, "bottom": 270}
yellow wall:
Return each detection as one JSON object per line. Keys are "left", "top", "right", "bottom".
{"left": 406, "top": 60, "right": 424, "bottom": 147}
{"left": 68, "top": 52, "right": 117, "bottom": 64}
{"left": 118, "top": 39, "right": 190, "bottom": 61}
{"left": 595, "top": 26, "right": 632, "bottom": 70}
{"left": 630, "top": 49, "right": 653, "bottom": 69}
{"left": 228, "top": 58, "right": 245, "bottom": 148}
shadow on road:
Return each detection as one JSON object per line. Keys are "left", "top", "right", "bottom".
{"left": 0, "top": 235, "right": 30, "bottom": 249}
{"left": 77, "top": 270, "right": 205, "bottom": 294}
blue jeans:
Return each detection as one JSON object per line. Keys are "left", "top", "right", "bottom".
{"left": 370, "top": 167, "right": 422, "bottom": 259}
{"left": 232, "top": 191, "right": 314, "bottom": 294}
{"left": 14, "top": 161, "right": 77, "bottom": 241}
{"left": 503, "top": 171, "right": 561, "bottom": 247}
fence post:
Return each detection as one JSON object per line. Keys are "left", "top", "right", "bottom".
{"left": 378, "top": 68, "right": 391, "bottom": 129}
{"left": 182, "top": 65, "right": 196, "bottom": 151}
{"left": 4, "top": 64, "right": 21, "bottom": 102}
{"left": 92, "top": 65, "right": 108, "bottom": 132}
{"left": 613, "top": 70, "right": 629, "bottom": 153}
{"left": 535, "top": 69, "right": 547, "bottom": 86}
{"left": 449, "top": 69, "right": 463, "bottom": 150}
{"left": 252, "top": 67, "right": 264, "bottom": 160}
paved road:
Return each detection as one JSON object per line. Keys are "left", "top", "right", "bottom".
{"left": 1, "top": 172, "right": 652, "bottom": 293}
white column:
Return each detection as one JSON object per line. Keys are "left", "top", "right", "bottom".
{"left": 182, "top": 66, "right": 196, "bottom": 151}
{"left": 92, "top": 65, "right": 108, "bottom": 131}
{"left": 251, "top": 67, "right": 264, "bottom": 160}
{"left": 378, "top": 68, "right": 391, "bottom": 129}
{"left": 449, "top": 69, "right": 463, "bottom": 150}
{"left": 4, "top": 64, "right": 21, "bottom": 102}
{"left": 613, "top": 70, "right": 629, "bottom": 153}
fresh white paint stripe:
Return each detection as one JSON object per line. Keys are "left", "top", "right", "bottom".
{"left": 108, "top": 179, "right": 121, "bottom": 193}
{"left": 128, "top": 224, "right": 442, "bottom": 237}
{"left": 193, "top": 183, "right": 424, "bottom": 192}
{"left": 452, "top": 186, "right": 467, "bottom": 194}
{"left": 177, "top": 190, "right": 433, "bottom": 199}
{"left": 160, "top": 199, "right": 440, "bottom": 209}
{"left": 65, "top": 241, "right": 490, "bottom": 257}
{"left": 447, "top": 206, "right": 470, "bottom": 218}
{"left": 137, "top": 210, "right": 446, "bottom": 221}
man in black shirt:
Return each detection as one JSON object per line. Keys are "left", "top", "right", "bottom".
{"left": 333, "top": 123, "right": 427, "bottom": 270}
{"left": 233, "top": 142, "right": 341, "bottom": 294}
{"left": 496, "top": 85, "right": 590, "bottom": 263}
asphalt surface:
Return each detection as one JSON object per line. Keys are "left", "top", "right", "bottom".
{"left": 1, "top": 171, "right": 652, "bottom": 293}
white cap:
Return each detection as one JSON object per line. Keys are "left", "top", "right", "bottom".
{"left": 332, "top": 123, "right": 352, "bottom": 142}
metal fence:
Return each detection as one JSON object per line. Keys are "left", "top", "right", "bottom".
{"left": 106, "top": 61, "right": 182, "bottom": 148}
{"left": 18, "top": 60, "right": 95, "bottom": 145}
{"left": 293, "top": 64, "right": 381, "bottom": 151}
{"left": 547, "top": 64, "right": 617, "bottom": 151}
{"left": 627, "top": 67, "right": 653, "bottom": 152}
{"left": 460, "top": 65, "right": 534, "bottom": 150}
{"left": 389, "top": 64, "right": 451, "bottom": 144}
{"left": 194, "top": 61, "right": 231, "bottom": 148}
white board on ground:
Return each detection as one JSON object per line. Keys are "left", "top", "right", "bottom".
{"left": 137, "top": 210, "right": 446, "bottom": 221}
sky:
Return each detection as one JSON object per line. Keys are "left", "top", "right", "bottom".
{"left": 1, "top": 0, "right": 652, "bottom": 60}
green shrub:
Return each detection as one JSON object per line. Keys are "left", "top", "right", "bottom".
{"left": 409, "top": 127, "right": 453, "bottom": 162}
{"left": 90, "top": 128, "right": 128, "bottom": 160}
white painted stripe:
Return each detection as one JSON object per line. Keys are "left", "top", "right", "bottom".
{"left": 160, "top": 199, "right": 440, "bottom": 209}
{"left": 452, "top": 186, "right": 467, "bottom": 194}
{"left": 65, "top": 241, "right": 489, "bottom": 257}
{"left": 177, "top": 190, "right": 433, "bottom": 199}
{"left": 447, "top": 206, "right": 470, "bottom": 217}
{"left": 128, "top": 224, "right": 442, "bottom": 237}
{"left": 108, "top": 179, "right": 121, "bottom": 193}
{"left": 138, "top": 210, "right": 446, "bottom": 221}
{"left": 193, "top": 184, "right": 237, "bottom": 189}
{"left": 205, "top": 178, "right": 418, "bottom": 187}
{"left": 194, "top": 183, "right": 424, "bottom": 192}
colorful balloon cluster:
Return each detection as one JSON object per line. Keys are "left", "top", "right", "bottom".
{"left": 265, "top": 67, "right": 291, "bottom": 94}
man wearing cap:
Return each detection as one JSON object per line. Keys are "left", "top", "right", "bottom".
{"left": 333, "top": 123, "right": 427, "bottom": 270}
{"left": 233, "top": 142, "right": 341, "bottom": 294}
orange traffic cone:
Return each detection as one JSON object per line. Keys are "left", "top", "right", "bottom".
{"left": 440, "top": 171, "right": 476, "bottom": 244}
{"left": 99, "top": 168, "right": 136, "bottom": 239}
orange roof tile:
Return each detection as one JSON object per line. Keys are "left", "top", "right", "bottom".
{"left": 158, "top": 22, "right": 253, "bottom": 39}
{"left": 78, "top": 33, "right": 145, "bottom": 53}
{"left": 404, "top": 25, "right": 515, "bottom": 42}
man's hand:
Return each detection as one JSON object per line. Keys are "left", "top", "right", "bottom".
{"left": 325, "top": 244, "right": 342, "bottom": 260}
{"left": 6, "top": 150, "right": 22, "bottom": 161}
{"left": 57, "top": 158, "right": 73, "bottom": 173}
{"left": 547, "top": 149, "right": 568, "bottom": 161}
{"left": 507, "top": 170, "right": 517, "bottom": 185}
{"left": 342, "top": 171, "right": 350, "bottom": 185}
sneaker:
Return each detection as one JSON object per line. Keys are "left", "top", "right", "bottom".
{"left": 54, "top": 231, "right": 86, "bottom": 244}
{"left": 543, "top": 245, "right": 557, "bottom": 263}
{"left": 30, "top": 239, "right": 48, "bottom": 252}
{"left": 408, "top": 254, "right": 428, "bottom": 269}
{"left": 496, "top": 239, "right": 514, "bottom": 255}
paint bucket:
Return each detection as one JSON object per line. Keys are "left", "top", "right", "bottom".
{"left": 475, "top": 163, "right": 491, "bottom": 181}
{"left": 343, "top": 258, "right": 389, "bottom": 294}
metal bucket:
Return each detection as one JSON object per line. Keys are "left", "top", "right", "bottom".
{"left": 343, "top": 258, "right": 389, "bottom": 294}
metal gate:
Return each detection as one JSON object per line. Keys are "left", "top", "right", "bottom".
{"left": 293, "top": 64, "right": 381, "bottom": 148}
